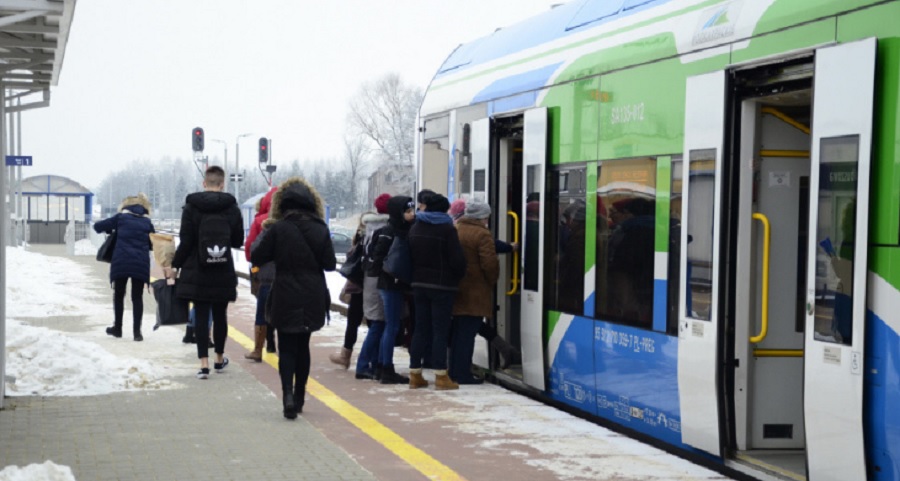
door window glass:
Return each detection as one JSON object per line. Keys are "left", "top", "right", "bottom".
{"left": 813, "top": 135, "right": 859, "bottom": 345}
{"left": 667, "top": 157, "right": 683, "bottom": 335}
{"left": 523, "top": 165, "right": 542, "bottom": 291}
{"left": 548, "top": 168, "right": 586, "bottom": 314}
{"left": 595, "top": 157, "right": 657, "bottom": 329}
{"left": 685, "top": 149, "right": 716, "bottom": 321}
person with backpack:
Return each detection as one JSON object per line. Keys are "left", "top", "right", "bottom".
{"left": 93, "top": 193, "right": 155, "bottom": 341}
{"left": 250, "top": 176, "right": 336, "bottom": 419}
{"left": 367, "top": 195, "right": 415, "bottom": 385}
{"left": 168, "top": 166, "right": 244, "bottom": 380}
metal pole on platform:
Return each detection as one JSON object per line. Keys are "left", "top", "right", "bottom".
{"left": 16, "top": 98, "right": 22, "bottom": 244}
{"left": 1, "top": 86, "right": 8, "bottom": 408}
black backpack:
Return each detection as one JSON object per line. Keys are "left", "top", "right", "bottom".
{"left": 197, "top": 211, "right": 232, "bottom": 267}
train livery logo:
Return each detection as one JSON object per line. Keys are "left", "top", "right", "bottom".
{"left": 692, "top": 1, "right": 742, "bottom": 46}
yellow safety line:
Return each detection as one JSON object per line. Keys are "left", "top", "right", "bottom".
{"left": 228, "top": 328, "right": 467, "bottom": 481}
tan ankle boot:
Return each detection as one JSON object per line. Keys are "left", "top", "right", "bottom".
{"left": 409, "top": 369, "right": 428, "bottom": 389}
{"left": 434, "top": 370, "right": 459, "bottom": 391}
{"left": 328, "top": 347, "right": 352, "bottom": 369}
{"left": 244, "top": 326, "right": 264, "bottom": 362}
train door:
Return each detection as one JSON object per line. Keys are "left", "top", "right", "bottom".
{"left": 729, "top": 57, "right": 814, "bottom": 479}
{"left": 677, "top": 71, "right": 726, "bottom": 457}
{"left": 802, "top": 38, "right": 875, "bottom": 481}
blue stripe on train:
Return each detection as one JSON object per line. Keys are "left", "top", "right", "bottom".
{"left": 865, "top": 309, "right": 900, "bottom": 481}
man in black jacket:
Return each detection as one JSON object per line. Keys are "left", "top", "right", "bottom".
{"left": 170, "top": 166, "right": 244, "bottom": 380}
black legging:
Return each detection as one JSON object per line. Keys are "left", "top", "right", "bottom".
{"left": 342, "top": 293, "right": 364, "bottom": 350}
{"left": 113, "top": 278, "right": 145, "bottom": 330}
{"left": 278, "top": 331, "right": 312, "bottom": 406}
{"left": 193, "top": 301, "right": 228, "bottom": 358}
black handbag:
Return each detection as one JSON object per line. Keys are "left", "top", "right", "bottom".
{"left": 151, "top": 279, "right": 189, "bottom": 330}
{"left": 96, "top": 230, "right": 117, "bottom": 263}
{"left": 339, "top": 243, "right": 365, "bottom": 283}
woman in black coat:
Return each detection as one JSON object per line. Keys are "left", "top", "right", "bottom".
{"left": 250, "top": 176, "right": 336, "bottom": 419}
{"left": 93, "top": 194, "right": 155, "bottom": 341}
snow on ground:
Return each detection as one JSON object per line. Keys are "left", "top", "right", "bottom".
{"left": 4, "top": 247, "right": 175, "bottom": 397}
{"left": 73, "top": 239, "right": 96, "bottom": 256}
{"left": 0, "top": 461, "right": 76, "bottom": 481}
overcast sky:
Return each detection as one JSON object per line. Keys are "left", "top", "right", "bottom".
{"left": 19, "top": 0, "right": 566, "bottom": 189}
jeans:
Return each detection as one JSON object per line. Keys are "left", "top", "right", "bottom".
{"left": 410, "top": 287, "right": 456, "bottom": 371}
{"left": 254, "top": 284, "right": 271, "bottom": 326}
{"left": 379, "top": 289, "right": 404, "bottom": 367}
{"left": 449, "top": 315, "right": 483, "bottom": 382}
{"left": 278, "top": 331, "right": 311, "bottom": 406}
{"left": 356, "top": 320, "right": 384, "bottom": 374}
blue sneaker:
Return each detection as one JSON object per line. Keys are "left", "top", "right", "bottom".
{"left": 214, "top": 357, "right": 229, "bottom": 373}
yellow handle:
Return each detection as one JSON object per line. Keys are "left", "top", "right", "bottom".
{"left": 506, "top": 211, "right": 520, "bottom": 296}
{"left": 750, "top": 213, "right": 770, "bottom": 344}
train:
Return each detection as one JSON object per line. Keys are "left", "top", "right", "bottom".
{"left": 414, "top": 1, "right": 900, "bottom": 480}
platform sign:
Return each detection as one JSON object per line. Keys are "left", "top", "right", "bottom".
{"left": 5, "top": 155, "right": 32, "bottom": 166}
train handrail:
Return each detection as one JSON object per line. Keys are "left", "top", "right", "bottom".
{"left": 506, "top": 211, "right": 520, "bottom": 296}
{"left": 750, "top": 213, "right": 770, "bottom": 344}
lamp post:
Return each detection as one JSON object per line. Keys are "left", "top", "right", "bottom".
{"left": 209, "top": 138, "right": 228, "bottom": 191}
{"left": 234, "top": 132, "right": 253, "bottom": 205}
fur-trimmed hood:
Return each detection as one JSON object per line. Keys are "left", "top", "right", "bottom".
{"left": 269, "top": 176, "right": 325, "bottom": 221}
{"left": 119, "top": 193, "right": 151, "bottom": 217}
{"left": 361, "top": 212, "right": 389, "bottom": 226}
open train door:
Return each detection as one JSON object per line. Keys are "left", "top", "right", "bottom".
{"left": 521, "top": 107, "right": 548, "bottom": 391}
{"left": 803, "top": 38, "right": 875, "bottom": 481}
{"left": 677, "top": 71, "right": 725, "bottom": 456}
{"left": 470, "top": 117, "right": 491, "bottom": 368}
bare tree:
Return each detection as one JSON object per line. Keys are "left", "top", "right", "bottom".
{"left": 343, "top": 135, "right": 370, "bottom": 212}
{"left": 347, "top": 73, "right": 422, "bottom": 169}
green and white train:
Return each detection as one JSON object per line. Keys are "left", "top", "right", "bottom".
{"left": 415, "top": 1, "right": 900, "bottom": 480}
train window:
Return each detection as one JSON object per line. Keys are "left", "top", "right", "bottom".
{"left": 523, "top": 165, "right": 542, "bottom": 292}
{"left": 595, "top": 158, "right": 657, "bottom": 329}
{"left": 460, "top": 124, "right": 472, "bottom": 194}
{"left": 548, "top": 168, "right": 586, "bottom": 314}
{"left": 474, "top": 169, "right": 486, "bottom": 192}
{"left": 667, "top": 157, "right": 683, "bottom": 335}
{"left": 685, "top": 149, "right": 716, "bottom": 321}
{"left": 813, "top": 135, "right": 859, "bottom": 346}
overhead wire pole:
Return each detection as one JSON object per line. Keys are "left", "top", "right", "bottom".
{"left": 234, "top": 132, "right": 252, "bottom": 205}
{"left": 0, "top": 86, "right": 7, "bottom": 407}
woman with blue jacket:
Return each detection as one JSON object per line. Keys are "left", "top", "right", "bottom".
{"left": 93, "top": 194, "right": 155, "bottom": 341}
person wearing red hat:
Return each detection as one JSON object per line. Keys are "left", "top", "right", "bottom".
{"left": 244, "top": 187, "right": 278, "bottom": 361}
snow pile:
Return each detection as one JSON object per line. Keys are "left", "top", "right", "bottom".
{"left": 5, "top": 247, "right": 105, "bottom": 318}
{"left": 0, "top": 461, "right": 76, "bottom": 481}
{"left": 5, "top": 318, "right": 172, "bottom": 396}
{"left": 73, "top": 238, "right": 97, "bottom": 256}
{"left": 4, "top": 247, "right": 173, "bottom": 396}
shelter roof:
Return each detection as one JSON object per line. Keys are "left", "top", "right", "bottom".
{"left": 21, "top": 174, "right": 91, "bottom": 195}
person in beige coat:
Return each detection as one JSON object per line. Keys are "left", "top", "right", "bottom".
{"left": 449, "top": 200, "right": 499, "bottom": 384}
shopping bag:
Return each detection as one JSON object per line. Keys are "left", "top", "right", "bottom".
{"left": 152, "top": 279, "right": 189, "bottom": 330}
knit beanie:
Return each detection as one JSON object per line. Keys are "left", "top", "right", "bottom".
{"left": 449, "top": 199, "right": 467, "bottom": 220}
{"left": 464, "top": 200, "right": 491, "bottom": 220}
{"left": 374, "top": 193, "right": 391, "bottom": 214}
{"left": 424, "top": 193, "right": 450, "bottom": 213}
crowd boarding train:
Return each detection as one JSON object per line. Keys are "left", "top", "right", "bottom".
{"left": 414, "top": 1, "right": 900, "bottom": 480}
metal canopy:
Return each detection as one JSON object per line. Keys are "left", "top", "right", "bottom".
{"left": 0, "top": 0, "right": 75, "bottom": 109}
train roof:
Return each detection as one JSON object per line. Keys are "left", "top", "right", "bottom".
{"left": 421, "top": 0, "right": 882, "bottom": 117}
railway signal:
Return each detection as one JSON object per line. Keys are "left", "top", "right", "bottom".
{"left": 258, "top": 137, "right": 269, "bottom": 163}
{"left": 192, "top": 127, "right": 205, "bottom": 152}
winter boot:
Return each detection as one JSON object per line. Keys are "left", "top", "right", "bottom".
{"left": 133, "top": 320, "right": 143, "bottom": 342}
{"left": 328, "top": 347, "right": 353, "bottom": 369}
{"left": 408, "top": 369, "right": 428, "bottom": 389}
{"left": 434, "top": 370, "right": 459, "bottom": 391}
{"left": 244, "top": 326, "right": 264, "bottom": 362}
{"left": 283, "top": 392, "right": 297, "bottom": 420}
{"left": 373, "top": 364, "right": 384, "bottom": 382}
{"left": 379, "top": 364, "right": 409, "bottom": 385}
{"left": 182, "top": 325, "right": 194, "bottom": 344}
{"left": 266, "top": 327, "right": 276, "bottom": 354}
{"left": 105, "top": 324, "right": 122, "bottom": 338}
{"left": 294, "top": 386, "right": 305, "bottom": 414}
{"left": 490, "top": 336, "right": 520, "bottom": 370}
